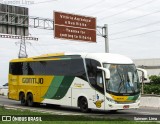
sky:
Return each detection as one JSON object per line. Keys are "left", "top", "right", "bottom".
{"left": 0, "top": 0, "right": 160, "bottom": 85}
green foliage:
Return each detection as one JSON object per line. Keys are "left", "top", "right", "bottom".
{"left": 144, "top": 84, "right": 160, "bottom": 95}
{"left": 149, "top": 75, "right": 160, "bottom": 84}
{"left": 144, "top": 75, "right": 160, "bottom": 94}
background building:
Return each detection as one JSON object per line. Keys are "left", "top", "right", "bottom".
{"left": 133, "top": 58, "right": 160, "bottom": 83}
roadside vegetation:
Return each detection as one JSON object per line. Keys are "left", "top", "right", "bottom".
{"left": 144, "top": 75, "right": 160, "bottom": 95}
{"left": 0, "top": 107, "right": 159, "bottom": 124}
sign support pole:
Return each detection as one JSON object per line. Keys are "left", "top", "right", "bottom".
{"left": 104, "top": 24, "right": 109, "bottom": 53}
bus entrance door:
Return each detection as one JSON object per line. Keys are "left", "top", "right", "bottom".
{"left": 94, "top": 72, "right": 105, "bottom": 110}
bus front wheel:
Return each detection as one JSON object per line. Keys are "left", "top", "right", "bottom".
{"left": 79, "top": 97, "right": 90, "bottom": 113}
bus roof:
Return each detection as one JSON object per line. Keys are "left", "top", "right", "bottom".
{"left": 10, "top": 53, "right": 65, "bottom": 62}
{"left": 10, "top": 53, "right": 133, "bottom": 64}
{"left": 83, "top": 53, "right": 133, "bottom": 64}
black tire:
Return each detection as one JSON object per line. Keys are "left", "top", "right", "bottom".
{"left": 27, "top": 93, "right": 34, "bottom": 107}
{"left": 19, "top": 93, "right": 27, "bottom": 106}
{"left": 46, "top": 104, "right": 60, "bottom": 108}
{"left": 79, "top": 97, "right": 90, "bottom": 113}
{"left": 34, "top": 102, "right": 40, "bottom": 107}
{"left": 109, "top": 110, "right": 118, "bottom": 113}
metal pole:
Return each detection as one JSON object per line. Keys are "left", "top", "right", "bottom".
{"left": 104, "top": 24, "right": 109, "bottom": 53}
{"left": 141, "top": 72, "right": 144, "bottom": 94}
{"left": 18, "top": 36, "right": 28, "bottom": 58}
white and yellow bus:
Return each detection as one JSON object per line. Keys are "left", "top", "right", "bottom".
{"left": 8, "top": 53, "right": 147, "bottom": 112}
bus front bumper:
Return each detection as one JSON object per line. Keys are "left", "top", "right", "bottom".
{"left": 106, "top": 101, "right": 140, "bottom": 110}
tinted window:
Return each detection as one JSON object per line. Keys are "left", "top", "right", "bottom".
{"left": 9, "top": 58, "right": 87, "bottom": 81}
{"left": 9, "top": 62, "right": 23, "bottom": 75}
{"left": 70, "top": 59, "right": 87, "bottom": 81}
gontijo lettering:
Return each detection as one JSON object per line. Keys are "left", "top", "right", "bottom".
{"left": 22, "top": 78, "right": 43, "bottom": 84}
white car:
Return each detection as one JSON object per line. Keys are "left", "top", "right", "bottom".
{"left": 0, "top": 83, "right": 8, "bottom": 96}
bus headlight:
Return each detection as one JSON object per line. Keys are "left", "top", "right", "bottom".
{"left": 106, "top": 97, "right": 117, "bottom": 104}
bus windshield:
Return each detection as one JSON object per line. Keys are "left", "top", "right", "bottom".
{"left": 103, "top": 64, "right": 140, "bottom": 95}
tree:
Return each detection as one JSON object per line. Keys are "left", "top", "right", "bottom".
{"left": 149, "top": 75, "right": 160, "bottom": 84}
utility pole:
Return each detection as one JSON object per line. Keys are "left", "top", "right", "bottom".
{"left": 18, "top": 36, "right": 28, "bottom": 58}
{"left": 141, "top": 65, "right": 145, "bottom": 94}
{"left": 0, "top": 34, "right": 38, "bottom": 58}
{"left": 141, "top": 71, "right": 144, "bottom": 94}
{"left": 104, "top": 24, "right": 109, "bottom": 53}
{"left": 17, "top": 35, "right": 38, "bottom": 58}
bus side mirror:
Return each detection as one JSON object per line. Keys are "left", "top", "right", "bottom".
{"left": 137, "top": 68, "right": 148, "bottom": 80}
{"left": 97, "top": 66, "right": 110, "bottom": 80}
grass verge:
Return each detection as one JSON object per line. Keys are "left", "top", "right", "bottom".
{"left": 0, "top": 106, "right": 159, "bottom": 124}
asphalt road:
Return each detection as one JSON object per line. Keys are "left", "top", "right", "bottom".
{"left": 0, "top": 95, "right": 160, "bottom": 119}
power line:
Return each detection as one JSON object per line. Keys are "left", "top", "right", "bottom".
{"left": 34, "top": 41, "right": 80, "bottom": 46}
{"left": 110, "top": 29, "right": 160, "bottom": 40}
{"left": 110, "top": 9, "right": 160, "bottom": 26}
{"left": 31, "top": 32, "right": 53, "bottom": 35}
{"left": 31, "top": 45, "right": 42, "bottom": 55}
{"left": 110, "top": 20, "right": 160, "bottom": 35}
{"left": 33, "top": 39, "right": 95, "bottom": 46}
{"left": 89, "top": 0, "right": 137, "bottom": 15}
{"left": 73, "top": 0, "right": 104, "bottom": 13}
{"left": 29, "top": 28, "right": 50, "bottom": 53}
{"left": 98, "top": 0, "right": 156, "bottom": 21}
{"left": 27, "top": 45, "right": 37, "bottom": 56}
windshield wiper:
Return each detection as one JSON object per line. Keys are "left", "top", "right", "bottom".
{"left": 117, "top": 69, "right": 125, "bottom": 93}
{"left": 127, "top": 81, "right": 135, "bottom": 93}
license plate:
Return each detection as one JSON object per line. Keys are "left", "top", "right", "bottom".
{"left": 123, "top": 105, "right": 129, "bottom": 109}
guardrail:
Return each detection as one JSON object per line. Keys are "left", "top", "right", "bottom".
{"left": 140, "top": 95, "right": 160, "bottom": 108}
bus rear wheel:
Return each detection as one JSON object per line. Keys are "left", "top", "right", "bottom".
{"left": 79, "top": 97, "right": 90, "bottom": 113}
{"left": 19, "top": 92, "right": 27, "bottom": 106}
{"left": 27, "top": 93, "right": 34, "bottom": 107}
